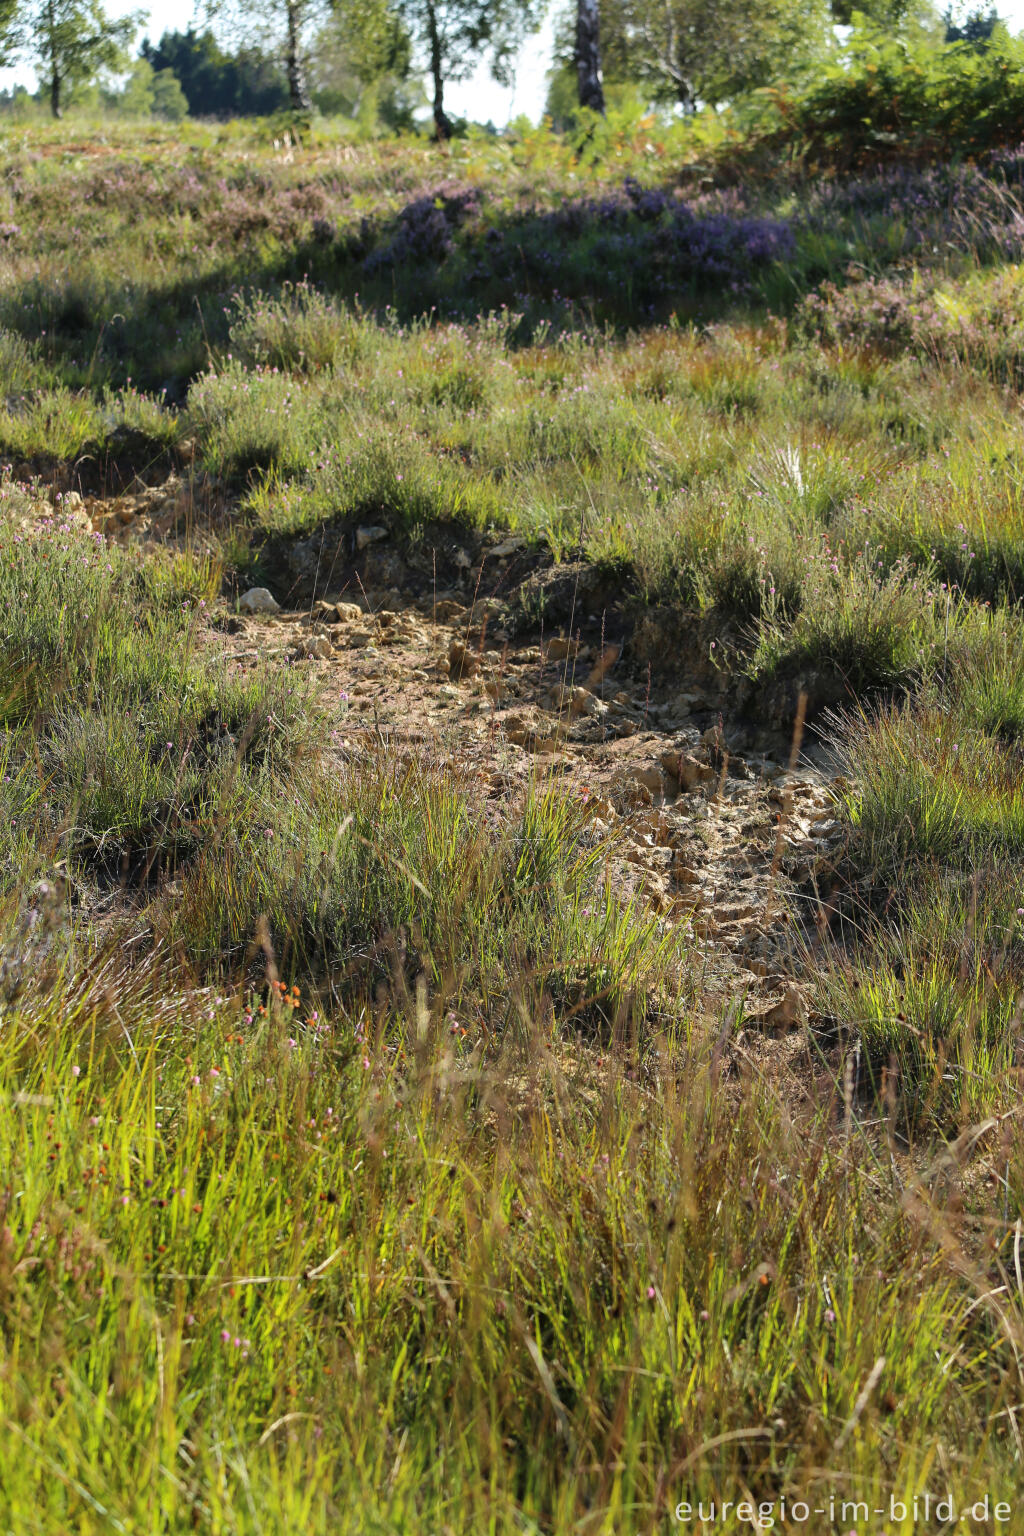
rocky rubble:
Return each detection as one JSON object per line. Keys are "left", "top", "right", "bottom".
{"left": 214, "top": 561, "right": 845, "bottom": 1042}
{"left": 8, "top": 476, "right": 196, "bottom": 548}
{"left": 27, "top": 485, "right": 846, "bottom": 1045}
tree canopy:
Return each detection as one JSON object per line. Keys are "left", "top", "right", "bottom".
{"left": 0, "top": 0, "right": 1017, "bottom": 137}
{"left": 27, "top": 0, "right": 140, "bottom": 116}
{"left": 379, "top": 0, "right": 546, "bottom": 137}
{"left": 600, "top": 0, "right": 833, "bottom": 109}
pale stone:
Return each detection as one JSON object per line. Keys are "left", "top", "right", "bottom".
{"left": 239, "top": 587, "right": 280, "bottom": 614}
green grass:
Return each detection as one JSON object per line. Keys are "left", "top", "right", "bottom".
{"left": 815, "top": 605, "right": 1024, "bottom": 1131}
{"left": 3, "top": 956, "right": 1024, "bottom": 1531}
{"left": 1, "top": 501, "right": 679, "bottom": 1029}
{"left": 816, "top": 883, "right": 1024, "bottom": 1129}
{"left": 4, "top": 428, "right": 1024, "bottom": 1532}
{"left": 840, "top": 701, "right": 1024, "bottom": 874}
{"left": 1, "top": 510, "right": 319, "bottom": 902}
{"left": 747, "top": 547, "right": 944, "bottom": 699}
{"left": 165, "top": 755, "right": 681, "bottom": 1039}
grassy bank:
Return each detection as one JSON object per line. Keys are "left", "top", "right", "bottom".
{"left": 3, "top": 119, "right": 1024, "bottom": 1530}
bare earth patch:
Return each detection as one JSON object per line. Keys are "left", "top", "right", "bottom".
{"left": 222, "top": 556, "right": 846, "bottom": 1045}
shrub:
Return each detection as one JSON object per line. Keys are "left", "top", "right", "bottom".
{"left": 777, "top": 25, "right": 1024, "bottom": 165}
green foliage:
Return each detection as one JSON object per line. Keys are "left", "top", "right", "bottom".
{"left": 390, "top": 0, "right": 546, "bottom": 135}
{"left": 944, "top": 4, "right": 1002, "bottom": 46}
{"left": 116, "top": 56, "right": 158, "bottom": 115}
{"left": 819, "top": 622, "right": 1024, "bottom": 1128}
{"left": 601, "top": 0, "right": 833, "bottom": 108}
{"left": 116, "top": 57, "right": 189, "bottom": 119}
{"left": 326, "top": 0, "right": 412, "bottom": 87}
{"left": 772, "top": 19, "right": 1024, "bottom": 162}
{"left": 226, "top": 284, "right": 370, "bottom": 372}
{"left": 307, "top": 5, "right": 418, "bottom": 129}
{"left": 0, "top": 0, "right": 18, "bottom": 65}
{"left": 25, "top": 0, "right": 141, "bottom": 118}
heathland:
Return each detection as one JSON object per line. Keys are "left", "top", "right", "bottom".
{"left": 4, "top": 115, "right": 1024, "bottom": 1530}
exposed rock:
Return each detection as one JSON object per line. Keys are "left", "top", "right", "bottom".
{"left": 632, "top": 765, "right": 666, "bottom": 795}
{"left": 448, "top": 640, "right": 479, "bottom": 680}
{"left": 548, "top": 683, "right": 599, "bottom": 717}
{"left": 662, "top": 751, "right": 715, "bottom": 791}
{"left": 356, "top": 525, "right": 389, "bottom": 550}
{"left": 213, "top": 544, "right": 845, "bottom": 1042}
{"left": 514, "top": 561, "right": 619, "bottom": 629}
{"left": 316, "top": 600, "right": 363, "bottom": 624}
{"left": 673, "top": 862, "right": 701, "bottom": 887}
{"left": 587, "top": 643, "right": 621, "bottom": 687}
{"left": 294, "top": 634, "right": 333, "bottom": 660}
{"left": 239, "top": 587, "right": 280, "bottom": 614}
{"left": 745, "top": 982, "right": 811, "bottom": 1032}
{"left": 434, "top": 599, "right": 467, "bottom": 623}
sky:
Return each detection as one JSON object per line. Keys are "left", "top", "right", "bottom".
{"left": 3, "top": 0, "right": 1024, "bottom": 126}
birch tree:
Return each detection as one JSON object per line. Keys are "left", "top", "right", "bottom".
{"left": 575, "top": 0, "right": 604, "bottom": 112}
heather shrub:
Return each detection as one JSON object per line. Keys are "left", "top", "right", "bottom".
{"left": 846, "top": 441, "right": 1024, "bottom": 603}
{"left": 796, "top": 270, "right": 1024, "bottom": 386}
{"left": 188, "top": 361, "right": 327, "bottom": 476}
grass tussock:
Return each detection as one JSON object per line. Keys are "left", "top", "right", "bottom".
{"left": 812, "top": 604, "right": 1024, "bottom": 1135}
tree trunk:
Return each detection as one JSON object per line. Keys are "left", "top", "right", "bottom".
{"left": 425, "top": 0, "right": 451, "bottom": 139}
{"left": 46, "top": 0, "right": 62, "bottom": 118}
{"left": 575, "top": 0, "right": 605, "bottom": 114}
{"left": 285, "top": 0, "right": 312, "bottom": 112}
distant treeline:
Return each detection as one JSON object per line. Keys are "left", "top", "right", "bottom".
{"left": 140, "top": 30, "right": 293, "bottom": 119}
